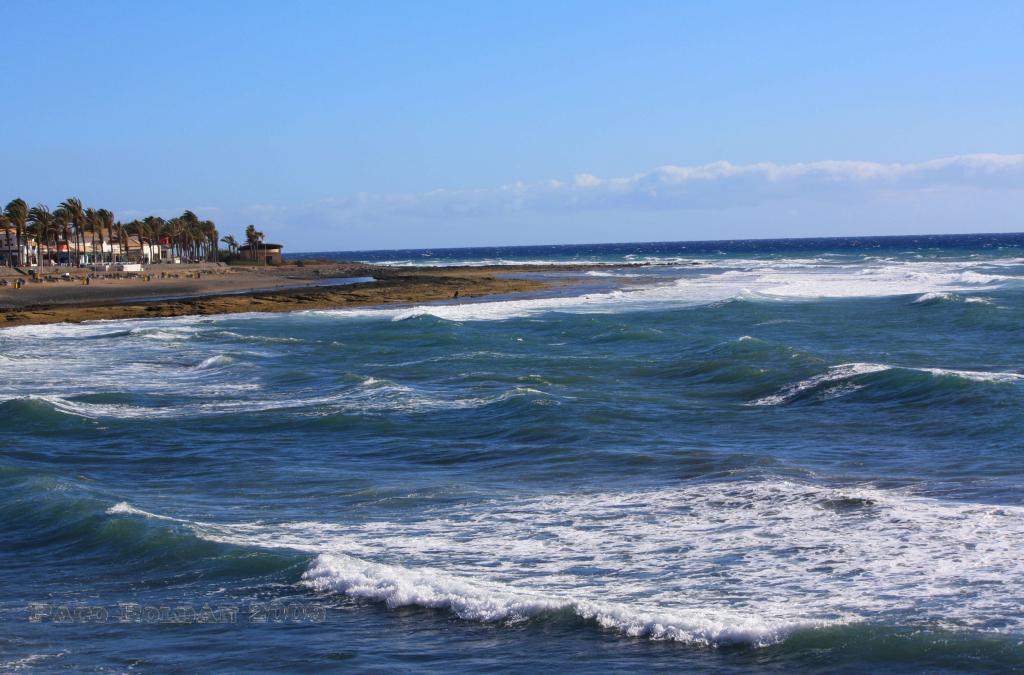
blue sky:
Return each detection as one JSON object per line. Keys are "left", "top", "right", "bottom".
{"left": 3, "top": 0, "right": 1022, "bottom": 251}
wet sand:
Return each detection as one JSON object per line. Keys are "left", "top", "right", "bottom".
{"left": 0, "top": 262, "right": 600, "bottom": 328}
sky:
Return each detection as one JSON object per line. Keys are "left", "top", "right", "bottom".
{"left": 2, "top": 0, "right": 1022, "bottom": 252}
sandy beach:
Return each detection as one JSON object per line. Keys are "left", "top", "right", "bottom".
{"left": 0, "top": 262, "right": 598, "bottom": 328}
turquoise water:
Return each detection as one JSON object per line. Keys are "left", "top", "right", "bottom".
{"left": 2, "top": 234, "right": 1024, "bottom": 672}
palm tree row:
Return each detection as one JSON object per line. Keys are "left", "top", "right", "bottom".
{"left": 119, "top": 211, "right": 220, "bottom": 265}
{"left": 2, "top": 197, "right": 219, "bottom": 267}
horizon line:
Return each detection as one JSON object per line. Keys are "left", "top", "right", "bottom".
{"left": 288, "top": 230, "right": 1024, "bottom": 256}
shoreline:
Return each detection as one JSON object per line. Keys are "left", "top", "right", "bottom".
{"left": 0, "top": 263, "right": 613, "bottom": 328}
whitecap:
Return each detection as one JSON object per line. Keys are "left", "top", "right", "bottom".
{"left": 750, "top": 363, "right": 891, "bottom": 406}
{"left": 584, "top": 270, "right": 642, "bottom": 278}
{"left": 919, "top": 367, "right": 1023, "bottom": 383}
{"left": 106, "top": 501, "right": 183, "bottom": 522}
{"left": 1, "top": 652, "right": 67, "bottom": 671}
{"left": 193, "top": 354, "right": 234, "bottom": 370}
{"left": 300, "top": 553, "right": 806, "bottom": 647}
{"left": 913, "top": 291, "right": 957, "bottom": 303}
{"left": 107, "top": 479, "right": 1024, "bottom": 643}
{"left": 752, "top": 362, "right": 1021, "bottom": 406}
{"left": 304, "top": 256, "right": 1022, "bottom": 322}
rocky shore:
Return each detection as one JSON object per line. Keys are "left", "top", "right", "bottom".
{"left": 0, "top": 262, "right": 592, "bottom": 328}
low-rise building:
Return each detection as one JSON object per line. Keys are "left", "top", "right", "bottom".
{"left": 117, "top": 236, "right": 162, "bottom": 264}
{"left": 238, "top": 243, "right": 283, "bottom": 265}
{"left": 0, "top": 229, "right": 36, "bottom": 267}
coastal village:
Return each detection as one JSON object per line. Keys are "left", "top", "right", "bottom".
{"left": 0, "top": 226, "right": 283, "bottom": 269}
{"left": 0, "top": 198, "right": 283, "bottom": 289}
{"left": 0, "top": 195, "right": 558, "bottom": 329}
{"left": 0, "top": 198, "right": 282, "bottom": 269}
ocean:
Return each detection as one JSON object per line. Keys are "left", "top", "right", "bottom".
{"left": 2, "top": 233, "right": 1023, "bottom": 672}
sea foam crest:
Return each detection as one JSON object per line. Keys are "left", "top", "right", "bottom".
{"left": 751, "top": 363, "right": 891, "bottom": 405}
{"left": 919, "top": 367, "right": 1023, "bottom": 383}
{"left": 193, "top": 354, "right": 235, "bottom": 370}
{"left": 0, "top": 374, "right": 539, "bottom": 420}
{"left": 108, "top": 478, "right": 1024, "bottom": 645}
{"left": 300, "top": 553, "right": 803, "bottom": 647}
{"left": 913, "top": 291, "right": 958, "bottom": 303}
{"left": 302, "top": 257, "right": 1020, "bottom": 323}
{"left": 106, "top": 502, "right": 180, "bottom": 521}
{"left": 751, "top": 362, "right": 1022, "bottom": 405}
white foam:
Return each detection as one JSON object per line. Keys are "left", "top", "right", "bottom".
{"left": 0, "top": 311, "right": 553, "bottom": 418}
{"left": 1, "top": 257, "right": 1019, "bottom": 331}
{"left": 362, "top": 258, "right": 611, "bottom": 267}
{"left": 304, "top": 257, "right": 1020, "bottom": 322}
{"left": 920, "top": 367, "right": 1023, "bottom": 383}
{"left": 751, "top": 362, "right": 1021, "bottom": 405}
{"left": 311, "top": 291, "right": 638, "bottom": 322}
{"left": 751, "top": 363, "right": 891, "bottom": 405}
{"left": 0, "top": 379, "right": 547, "bottom": 420}
{"left": 193, "top": 354, "right": 234, "bottom": 370}
{"left": 1, "top": 653, "right": 67, "bottom": 671}
{"left": 106, "top": 501, "right": 183, "bottom": 522}
{"left": 108, "top": 479, "right": 1024, "bottom": 643}
{"left": 300, "top": 553, "right": 805, "bottom": 646}
{"left": 913, "top": 291, "right": 957, "bottom": 303}
{"left": 131, "top": 327, "right": 196, "bottom": 341}
{"left": 584, "top": 270, "right": 642, "bottom": 278}
{"left": 214, "top": 330, "right": 303, "bottom": 344}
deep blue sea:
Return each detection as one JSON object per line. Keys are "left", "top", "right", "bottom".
{"left": 3, "top": 233, "right": 1024, "bottom": 672}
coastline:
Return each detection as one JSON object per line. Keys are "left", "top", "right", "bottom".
{"left": 0, "top": 262, "right": 602, "bottom": 328}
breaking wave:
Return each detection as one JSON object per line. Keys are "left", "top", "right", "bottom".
{"left": 0, "top": 380, "right": 551, "bottom": 421}
{"left": 103, "top": 478, "right": 1024, "bottom": 647}
{"left": 299, "top": 553, "right": 809, "bottom": 646}
{"left": 913, "top": 291, "right": 959, "bottom": 304}
{"left": 304, "top": 256, "right": 1019, "bottom": 322}
{"left": 751, "top": 363, "right": 1022, "bottom": 406}
{"left": 193, "top": 354, "right": 235, "bottom": 370}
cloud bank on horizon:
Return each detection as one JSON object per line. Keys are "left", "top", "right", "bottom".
{"left": 121, "top": 154, "right": 1024, "bottom": 250}
{"left": 319, "top": 153, "right": 1024, "bottom": 215}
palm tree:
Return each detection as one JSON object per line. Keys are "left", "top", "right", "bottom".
{"left": 115, "top": 221, "right": 129, "bottom": 262}
{"left": 164, "top": 217, "right": 182, "bottom": 260}
{"left": 59, "top": 198, "right": 84, "bottom": 266}
{"left": 142, "top": 216, "right": 164, "bottom": 262}
{"left": 221, "top": 235, "right": 238, "bottom": 258}
{"left": 28, "top": 204, "right": 55, "bottom": 269}
{"left": 84, "top": 207, "right": 113, "bottom": 264}
{"left": 244, "top": 224, "right": 256, "bottom": 262}
{"left": 4, "top": 198, "right": 29, "bottom": 267}
{"left": 179, "top": 211, "right": 198, "bottom": 261}
{"left": 202, "top": 220, "right": 218, "bottom": 262}
{"left": 96, "top": 209, "right": 115, "bottom": 263}
{"left": 84, "top": 208, "right": 97, "bottom": 264}
{"left": 123, "top": 220, "right": 139, "bottom": 261}
{"left": 53, "top": 208, "right": 71, "bottom": 266}
{"left": 244, "top": 224, "right": 266, "bottom": 264}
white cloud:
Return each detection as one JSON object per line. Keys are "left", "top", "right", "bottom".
{"left": 301, "top": 154, "right": 1024, "bottom": 220}
{"left": 155, "top": 154, "right": 1023, "bottom": 249}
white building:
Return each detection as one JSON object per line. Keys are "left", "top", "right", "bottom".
{"left": 120, "top": 236, "right": 162, "bottom": 263}
{"left": 2, "top": 230, "right": 166, "bottom": 267}
{"left": 0, "top": 229, "right": 36, "bottom": 267}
